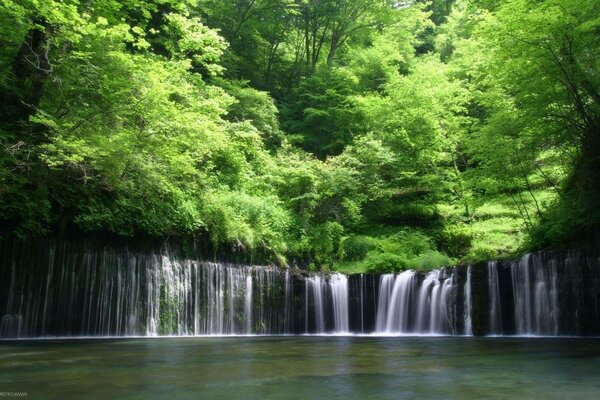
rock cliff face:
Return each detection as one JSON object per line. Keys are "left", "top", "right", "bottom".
{"left": 1, "top": 236, "right": 600, "bottom": 337}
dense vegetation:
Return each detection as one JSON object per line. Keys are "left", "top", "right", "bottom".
{"left": 1, "top": 0, "right": 598, "bottom": 272}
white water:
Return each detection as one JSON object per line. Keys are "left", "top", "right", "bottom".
{"left": 374, "top": 269, "right": 458, "bottom": 334}
{"left": 330, "top": 274, "right": 349, "bottom": 333}
{"left": 488, "top": 261, "right": 502, "bottom": 334}
{"left": 1, "top": 240, "right": 592, "bottom": 338}
{"left": 464, "top": 266, "right": 473, "bottom": 336}
{"left": 245, "top": 275, "right": 253, "bottom": 333}
{"left": 0, "top": 248, "right": 296, "bottom": 337}
{"left": 305, "top": 276, "right": 326, "bottom": 333}
{"left": 512, "top": 254, "right": 559, "bottom": 335}
{"left": 304, "top": 273, "right": 350, "bottom": 333}
{"left": 376, "top": 271, "right": 416, "bottom": 333}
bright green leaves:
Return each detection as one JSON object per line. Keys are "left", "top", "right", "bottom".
{"left": 353, "top": 53, "right": 471, "bottom": 207}
{"left": 282, "top": 66, "right": 363, "bottom": 157}
{"left": 0, "top": 0, "right": 291, "bottom": 259}
{"left": 442, "top": 0, "right": 600, "bottom": 251}
{"left": 2, "top": 0, "right": 597, "bottom": 268}
{"left": 162, "top": 13, "right": 227, "bottom": 75}
{"left": 222, "top": 81, "right": 283, "bottom": 149}
{"left": 203, "top": 190, "right": 291, "bottom": 254}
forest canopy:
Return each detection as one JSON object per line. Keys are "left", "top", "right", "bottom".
{"left": 0, "top": 0, "right": 598, "bottom": 272}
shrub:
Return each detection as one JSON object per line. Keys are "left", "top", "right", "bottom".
{"left": 366, "top": 253, "right": 408, "bottom": 273}
{"left": 341, "top": 235, "right": 376, "bottom": 261}
{"left": 408, "top": 250, "right": 453, "bottom": 270}
{"left": 439, "top": 225, "right": 473, "bottom": 258}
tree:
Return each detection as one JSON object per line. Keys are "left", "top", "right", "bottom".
{"left": 461, "top": 0, "right": 600, "bottom": 244}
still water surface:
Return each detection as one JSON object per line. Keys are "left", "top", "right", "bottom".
{"left": 1, "top": 336, "right": 599, "bottom": 399}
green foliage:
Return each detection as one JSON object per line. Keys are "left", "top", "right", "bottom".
{"left": 336, "top": 229, "right": 454, "bottom": 274}
{"left": 221, "top": 80, "right": 283, "bottom": 149}
{"left": 281, "top": 67, "right": 363, "bottom": 157}
{"left": 366, "top": 253, "right": 408, "bottom": 274}
{"left": 309, "top": 221, "right": 345, "bottom": 266}
{"left": 1, "top": 0, "right": 598, "bottom": 269}
{"left": 452, "top": 0, "right": 600, "bottom": 247}
{"left": 341, "top": 235, "right": 376, "bottom": 261}
{"left": 438, "top": 225, "right": 473, "bottom": 258}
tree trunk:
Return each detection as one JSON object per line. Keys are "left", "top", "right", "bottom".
{"left": 326, "top": 33, "right": 339, "bottom": 66}
{"left": 0, "top": 20, "right": 52, "bottom": 126}
{"left": 575, "top": 122, "right": 600, "bottom": 234}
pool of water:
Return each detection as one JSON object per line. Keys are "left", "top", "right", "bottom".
{"left": 1, "top": 336, "right": 600, "bottom": 399}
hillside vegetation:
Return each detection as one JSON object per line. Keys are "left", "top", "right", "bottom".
{"left": 1, "top": 0, "right": 598, "bottom": 272}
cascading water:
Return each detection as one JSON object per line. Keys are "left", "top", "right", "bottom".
{"left": 2, "top": 238, "right": 600, "bottom": 338}
{"left": 330, "top": 273, "right": 349, "bottom": 333}
{"left": 376, "top": 271, "right": 416, "bottom": 333}
{"left": 145, "top": 258, "right": 273, "bottom": 336}
{"left": 245, "top": 274, "right": 253, "bottom": 333}
{"left": 374, "top": 269, "right": 458, "bottom": 334}
{"left": 0, "top": 239, "right": 358, "bottom": 337}
{"left": 488, "top": 261, "right": 502, "bottom": 335}
{"left": 463, "top": 266, "right": 473, "bottom": 336}
{"left": 359, "top": 274, "right": 366, "bottom": 332}
{"left": 305, "top": 275, "right": 326, "bottom": 333}
{"left": 512, "top": 254, "right": 559, "bottom": 335}
{"left": 0, "top": 242, "right": 295, "bottom": 337}
{"left": 304, "top": 273, "right": 350, "bottom": 333}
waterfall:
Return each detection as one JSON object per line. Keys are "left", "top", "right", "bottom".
{"left": 2, "top": 237, "right": 600, "bottom": 338}
{"left": 488, "top": 261, "right": 502, "bottom": 335}
{"left": 245, "top": 274, "right": 253, "bottom": 333}
{"left": 146, "top": 259, "right": 260, "bottom": 336}
{"left": 330, "top": 273, "right": 349, "bottom": 333}
{"left": 512, "top": 254, "right": 559, "bottom": 335}
{"left": 374, "top": 269, "right": 457, "bottom": 334}
{"left": 376, "top": 271, "right": 416, "bottom": 333}
{"left": 464, "top": 266, "right": 472, "bottom": 336}
{"left": 375, "top": 274, "right": 396, "bottom": 331}
{"left": 432, "top": 269, "right": 457, "bottom": 334}
{"left": 359, "top": 274, "right": 365, "bottom": 332}
{"left": 305, "top": 276, "right": 326, "bottom": 333}
{"left": 0, "top": 242, "right": 294, "bottom": 337}
{"left": 304, "top": 273, "right": 350, "bottom": 333}
{"left": 414, "top": 271, "right": 437, "bottom": 332}
{"left": 284, "top": 271, "right": 292, "bottom": 334}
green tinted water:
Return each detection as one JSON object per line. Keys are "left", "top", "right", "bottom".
{"left": 1, "top": 336, "right": 599, "bottom": 399}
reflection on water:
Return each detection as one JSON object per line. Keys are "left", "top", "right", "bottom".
{"left": 1, "top": 337, "right": 600, "bottom": 399}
